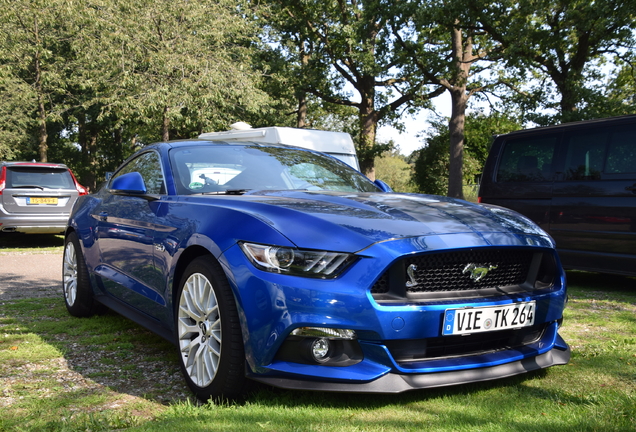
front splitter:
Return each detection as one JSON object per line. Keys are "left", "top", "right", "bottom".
{"left": 249, "top": 344, "right": 571, "bottom": 393}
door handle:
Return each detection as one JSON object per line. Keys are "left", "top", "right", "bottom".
{"left": 98, "top": 211, "right": 108, "bottom": 221}
{"left": 626, "top": 184, "right": 636, "bottom": 193}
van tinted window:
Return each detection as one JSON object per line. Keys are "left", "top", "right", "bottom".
{"left": 561, "top": 125, "right": 636, "bottom": 179}
{"left": 496, "top": 136, "right": 557, "bottom": 182}
{"left": 605, "top": 128, "right": 636, "bottom": 174}
{"left": 562, "top": 131, "right": 607, "bottom": 180}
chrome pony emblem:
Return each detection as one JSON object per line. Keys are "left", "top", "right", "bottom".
{"left": 406, "top": 264, "right": 418, "bottom": 287}
{"left": 463, "top": 263, "right": 498, "bottom": 282}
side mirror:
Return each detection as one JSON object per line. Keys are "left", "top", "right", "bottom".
{"left": 374, "top": 179, "right": 393, "bottom": 193}
{"left": 109, "top": 172, "right": 156, "bottom": 200}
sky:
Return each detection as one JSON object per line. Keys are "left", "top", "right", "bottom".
{"left": 376, "top": 95, "right": 453, "bottom": 156}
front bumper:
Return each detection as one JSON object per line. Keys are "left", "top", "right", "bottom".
{"left": 220, "top": 235, "right": 569, "bottom": 392}
{"left": 250, "top": 339, "right": 570, "bottom": 393}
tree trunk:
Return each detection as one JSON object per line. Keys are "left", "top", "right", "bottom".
{"left": 446, "top": 25, "right": 472, "bottom": 200}
{"left": 296, "top": 49, "right": 309, "bottom": 128}
{"left": 86, "top": 134, "right": 98, "bottom": 191}
{"left": 296, "top": 90, "right": 307, "bottom": 128}
{"left": 162, "top": 106, "right": 170, "bottom": 141}
{"left": 78, "top": 114, "right": 89, "bottom": 186}
{"left": 33, "top": 17, "right": 48, "bottom": 162}
{"left": 448, "top": 88, "right": 468, "bottom": 199}
{"left": 557, "top": 77, "right": 580, "bottom": 121}
{"left": 37, "top": 96, "right": 48, "bottom": 163}
{"left": 78, "top": 112, "right": 99, "bottom": 191}
{"left": 358, "top": 77, "right": 378, "bottom": 180}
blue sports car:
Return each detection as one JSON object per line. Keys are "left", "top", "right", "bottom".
{"left": 62, "top": 139, "right": 570, "bottom": 400}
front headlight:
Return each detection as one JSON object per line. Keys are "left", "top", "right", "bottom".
{"left": 239, "top": 242, "right": 356, "bottom": 278}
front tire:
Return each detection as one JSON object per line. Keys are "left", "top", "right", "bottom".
{"left": 175, "top": 256, "right": 247, "bottom": 401}
{"left": 63, "top": 231, "right": 103, "bottom": 317}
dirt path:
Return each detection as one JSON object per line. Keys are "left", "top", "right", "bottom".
{"left": 0, "top": 252, "right": 63, "bottom": 301}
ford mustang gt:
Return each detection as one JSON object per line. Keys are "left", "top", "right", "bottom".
{"left": 62, "top": 139, "right": 570, "bottom": 400}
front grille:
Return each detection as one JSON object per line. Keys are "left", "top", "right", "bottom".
{"left": 408, "top": 249, "right": 532, "bottom": 293}
{"left": 371, "top": 248, "right": 555, "bottom": 302}
{"left": 385, "top": 324, "right": 547, "bottom": 363}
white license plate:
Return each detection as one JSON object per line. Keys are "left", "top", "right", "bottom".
{"left": 442, "top": 301, "right": 536, "bottom": 336}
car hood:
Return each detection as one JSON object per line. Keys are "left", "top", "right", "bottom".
{"left": 191, "top": 190, "right": 550, "bottom": 253}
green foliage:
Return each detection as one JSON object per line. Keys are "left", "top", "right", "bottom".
{"left": 581, "top": 58, "right": 636, "bottom": 119}
{"left": 412, "top": 111, "right": 521, "bottom": 195}
{"left": 262, "top": 0, "right": 445, "bottom": 177}
{"left": 0, "top": 68, "right": 37, "bottom": 159}
{"left": 1, "top": 0, "right": 635, "bottom": 188}
{"left": 67, "top": 0, "right": 275, "bottom": 151}
{"left": 412, "top": 125, "right": 451, "bottom": 196}
{"left": 374, "top": 149, "right": 417, "bottom": 193}
{"left": 0, "top": 0, "right": 76, "bottom": 161}
{"left": 0, "top": 0, "right": 278, "bottom": 187}
{"left": 467, "top": 0, "right": 636, "bottom": 124}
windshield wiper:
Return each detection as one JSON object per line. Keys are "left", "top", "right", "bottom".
{"left": 202, "top": 189, "right": 251, "bottom": 196}
{"left": 14, "top": 185, "right": 45, "bottom": 190}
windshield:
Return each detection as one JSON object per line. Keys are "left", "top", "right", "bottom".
{"left": 169, "top": 145, "right": 379, "bottom": 195}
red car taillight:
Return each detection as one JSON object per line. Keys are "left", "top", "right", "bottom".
{"left": 68, "top": 169, "right": 88, "bottom": 195}
{"left": 76, "top": 183, "right": 88, "bottom": 195}
{"left": 0, "top": 166, "right": 6, "bottom": 195}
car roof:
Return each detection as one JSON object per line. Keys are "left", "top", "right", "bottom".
{"left": 1, "top": 161, "right": 69, "bottom": 169}
{"left": 495, "top": 114, "right": 636, "bottom": 139}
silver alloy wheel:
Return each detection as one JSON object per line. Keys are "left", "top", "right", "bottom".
{"left": 177, "top": 272, "right": 222, "bottom": 388}
{"left": 63, "top": 241, "right": 78, "bottom": 306}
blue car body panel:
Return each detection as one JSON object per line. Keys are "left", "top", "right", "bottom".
{"left": 67, "top": 140, "right": 569, "bottom": 393}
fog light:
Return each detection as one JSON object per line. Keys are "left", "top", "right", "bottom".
{"left": 311, "top": 338, "right": 331, "bottom": 362}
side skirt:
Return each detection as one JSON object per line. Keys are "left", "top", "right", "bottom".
{"left": 95, "top": 294, "right": 175, "bottom": 344}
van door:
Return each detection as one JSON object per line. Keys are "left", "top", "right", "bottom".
{"left": 550, "top": 123, "right": 636, "bottom": 274}
{"left": 481, "top": 134, "right": 559, "bottom": 232}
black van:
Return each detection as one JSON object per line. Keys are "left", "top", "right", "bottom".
{"left": 479, "top": 114, "right": 636, "bottom": 277}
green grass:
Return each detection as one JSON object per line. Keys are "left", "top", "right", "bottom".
{"left": 0, "top": 234, "right": 64, "bottom": 252}
{"left": 1, "top": 272, "right": 635, "bottom": 431}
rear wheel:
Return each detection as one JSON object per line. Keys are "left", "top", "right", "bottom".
{"left": 63, "top": 232, "right": 103, "bottom": 317}
{"left": 175, "top": 256, "right": 247, "bottom": 401}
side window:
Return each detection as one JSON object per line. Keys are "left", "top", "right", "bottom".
{"left": 562, "top": 131, "right": 608, "bottom": 181}
{"left": 496, "top": 136, "right": 557, "bottom": 182}
{"left": 605, "top": 127, "right": 636, "bottom": 174}
{"left": 111, "top": 151, "right": 165, "bottom": 194}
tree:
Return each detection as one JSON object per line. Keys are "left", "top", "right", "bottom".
{"left": 264, "top": 0, "right": 445, "bottom": 180}
{"left": 392, "top": 1, "right": 520, "bottom": 199}
{"left": 374, "top": 145, "right": 417, "bottom": 193}
{"left": 0, "top": 69, "right": 36, "bottom": 159}
{"left": 0, "top": 0, "right": 75, "bottom": 162}
{"left": 468, "top": 0, "right": 636, "bottom": 123}
{"left": 412, "top": 111, "right": 521, "bottom": 197}
{"left": 588, "top": 57, "right": 636, "bottom": 118}
{"left": 73, "top": 0, "right": 272, "bottom": 143}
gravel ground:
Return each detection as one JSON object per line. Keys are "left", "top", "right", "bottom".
{"left": 0, "top": 251, "right": 63, "bottom": 301}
